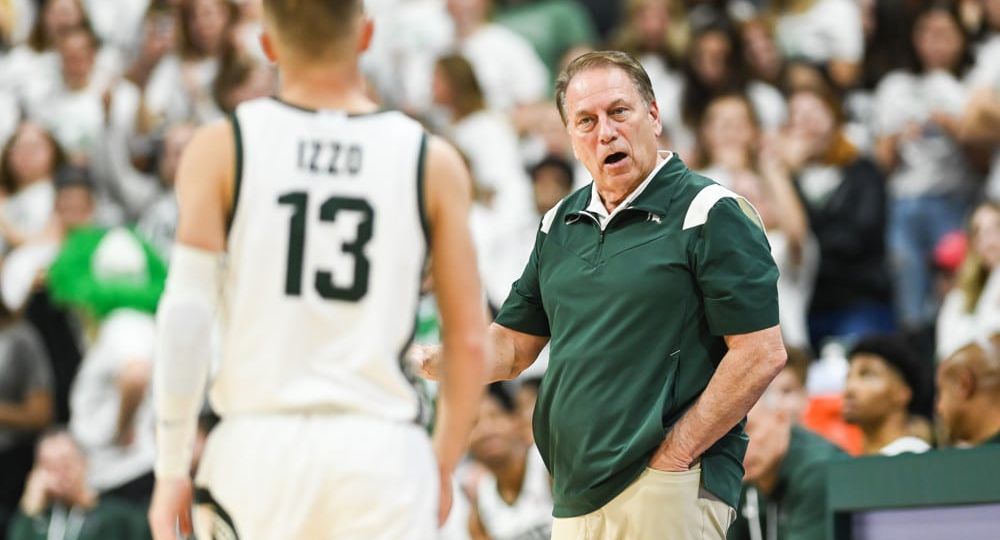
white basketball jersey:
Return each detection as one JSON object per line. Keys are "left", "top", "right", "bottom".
{"left": 476, "top": 447, "right": 553, "bottom": 540}
{"left": 212, "top": 98, "right": 428, "bottom": 422}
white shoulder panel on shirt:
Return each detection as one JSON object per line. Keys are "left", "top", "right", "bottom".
{"left": 540, "top": 198, "right": 566, "bottom": 234}
{"left": 682, "top": 184, "right": 765, "bottom": 231}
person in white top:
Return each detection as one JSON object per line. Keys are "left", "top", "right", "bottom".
{"left": 843, "top": 335, "right": 932, "bottom": 456}
{"left": 445, "top": 0, "right": 548, "bottom": 112}
{"left": 770, "top": 0, "right": 864, "bottom": 89}
{"left": 148, "top": 1, "right": 487, "bottom": 539}
{"left": 937, "top": 200, "right": 1000, "bottom": 360}
{"left": 467, "top": 383, "right": 552, "bottom": 540}
{"left": 0, "top": 121, "right": 63, "bottom": 254}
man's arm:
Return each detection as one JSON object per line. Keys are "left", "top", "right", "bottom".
{"left": 0, "top": 391, "right": 52, "bottom": 430}
{"left": 650, "top": 325, "right": 786, "bottom": 471}
{"left": 423, "top": 136, "right": 488, "bottom": 524}
{"left": 414, "top": 323, "right": 548, "bottom": 383}
{"left": 149, "top": 120, "right": 232, "bottom": 539}
{"left": 115, "top": 358, "right": 152, "bottom": 445}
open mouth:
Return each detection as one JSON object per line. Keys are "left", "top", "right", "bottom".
{"left": 604, "top": 152, "right": 628, "bottom": 165}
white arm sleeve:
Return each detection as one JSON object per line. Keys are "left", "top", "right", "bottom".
{"left": 153, "top": 243, "right": 222, "bottom": 479}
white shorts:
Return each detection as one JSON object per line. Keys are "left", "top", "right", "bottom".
{"left": 193, "top": 414, "right": 438, "bottom": 540}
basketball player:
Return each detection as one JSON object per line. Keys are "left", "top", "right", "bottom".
{"left": 147, "top": 1, "right": 487, "bottom": 538}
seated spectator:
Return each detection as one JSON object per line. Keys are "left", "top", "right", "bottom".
{"left": 0, "top": 304, "right": 54, "bottom": 536}
{"left": 874, "top": 2, "right": 976, "bottom": 332}
{"left": 668, "top": 20, "right": 787, "bottom": 159}
{"left": 738, "top": 388, "right": 847, "bottom": 540}
{"left": 697, "top": 93, "right": 815, "bottom": 349}
{"left": 30, "top": 25, "right": 141, "bottom": 176}
{"left": 843, "top": 335, "right": 932, "bottom": 455}
{"left": 937, "top": 200, "right": 1000, "bottom": 360}
{"left": 7, "top": 429, "right": 150, "bottom": 540}
{"left": 0, "top": 121, "right": 65, "bottom": 254}
{"left": 445, "top": 0, "right": 549, "bottom": 111}
{"left": 769, "top": 346, "right": 811, "bottom": 423}
{"left": 467, "top": 383, "right": 552, "bottom": 540}
{"left": 776, "top": 84, "right": 894, "bottom": 351}
{"left": 0, "top": 0, "right": 122, "bottom": 105}
{"left": 610, "top": 0, "right": 686, "bottom": 125}
{"left": 136, "top": 122, "right": 196, "bottom": 262}
{"left": 46, "top": 228, "right": 166, "bottom": 504}
{"left": 144, "top": 0, "right": 237, "bottom": 125}
{"left": 432, "top": 54, "right": 534, "bottom": 266}
{"left": 936, "top": 340, "right": 1000, "bottom": 447}
{"left": 769, "top": 0, "right": 864, "bottom": 89}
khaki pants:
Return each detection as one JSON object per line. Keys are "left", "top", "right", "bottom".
{"left": 551, "top": 466, "right": 736, "bottom": 540}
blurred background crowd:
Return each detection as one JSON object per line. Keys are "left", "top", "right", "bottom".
{"left": 0, "top": 0, "right": 998, "bottom": 538}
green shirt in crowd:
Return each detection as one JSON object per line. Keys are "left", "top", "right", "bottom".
{"left": 495, "top": 0, "right": 597, "bottom": 91}
{"left": 770, "top": 426, "right": 847, "bottom": 540}
{"left": 8, "top": 498, "right": 150, "bottom": 540}
{"left": 495, "top": 154, "right": 779, "bottom": 517}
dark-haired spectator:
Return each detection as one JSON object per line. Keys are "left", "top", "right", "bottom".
{"left": 936, "top": 340, "right": 1000, "bottom": 446}
{"left": 610, "top": 0, "right": 687, "bottom": 131}
{"left": 144, "top": 0, "right": 237, "bottom": 124}
{"left": 739, "top": 17, "right": 785, "bottom": 89}
{"left": 7, "top": 430, "right": 150, "bottom": 540}
{"left": 769, "top": 346, "right": 811, "bottom": 424}
{"left": 739, "top": 388, "right": 847, "bottom": 540}
{"left": 136, "top": 122, "right": 196, "bottom": 262}
{"left": 937, "top": 200, "right": 1000, "bottom": 360}
{"left": 432, "top": 55, "right": 535, "bottom": 310}
{"left": 0, "top": 305, "right": 53, "bottom": 536}
{"left": 0, "top": 122, "right": 64, "bottom": 253}
{"left": 668, "top": 21, "right": 786, "bottom": 159}
{"left": 697, "top": 94, "right": 815, "bottom": 349}
{"left": 212, "top": 50, "right": 276, "bottom": 115}
{"left": 445, "top": 0, "right": 549, "bottom": 111}
{"left": 874, "top": 2, "right": 977, "bottom": 332}
{"left": 0, "top": 0, "right": 122, "bottom": 106}
{"left": 843, "top": 335, "right": 931, "bottom": 455}
{"left": 467, "top": 383, "right": 553, "bottom": 540}
{"left": 30, "top": 26, "right": 141, "bottom": 170}
{"left": 769, "top": 0, "right": 864, "bottom": 89}
{"left": 776, "top": 85, "right": 894, "bottom": 351}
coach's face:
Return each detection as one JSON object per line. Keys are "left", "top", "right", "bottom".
{"left": 565, "top": 66, "right": 662, "bottom": 192}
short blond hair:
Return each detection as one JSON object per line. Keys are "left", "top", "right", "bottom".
{"left": 263, "top": 0, "right": 363, "bottom": 58}
{"left": 554, "top": 50, "right": 655, "bottom": 125}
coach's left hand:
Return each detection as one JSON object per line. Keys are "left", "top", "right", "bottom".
{"left": 149, "top": 476, "right": 193, "bottom": 539}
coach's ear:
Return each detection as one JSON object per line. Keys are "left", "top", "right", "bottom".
{"left": 358, "top": 17, "right": 374, "bottom": 54}
{"left": 260, "top": 31, "right": 277, "bottom": 64}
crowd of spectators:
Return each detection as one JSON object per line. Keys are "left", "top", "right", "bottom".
{"left": 0, "top": 0, "right": 998, "bottom": 539}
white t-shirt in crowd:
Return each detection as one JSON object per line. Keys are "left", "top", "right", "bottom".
{"left": 879, "top": 436, "right": 932, "bottom": 456}
{"left": 775, "top": 0, "right": 864, "bottom": 63}
{"left": 70, "top": 309, "right": 157, "bottom": 491}
{"left": 874, "top": 69, "right": 974, "bottom": 198}
{"left": 144, "top": 54, "right": 222, "bottom": 125}
{"left": 460, "top": 23, "right": 549, "bottom": 111}
{"left": 83, "top": 0, "right": 150, "bottom": 52}
{"left": 0, "top": 180, "right": 55, "bottom": 253}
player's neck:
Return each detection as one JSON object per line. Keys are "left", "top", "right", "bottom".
{"left": 278, "top": 61, "right": 377, "bottom": 114}
{"left": 493, "top": 446, "right": 529, "bottom": 504}
{"left": 860, "top": 410, "right": 909, "bottom": 455}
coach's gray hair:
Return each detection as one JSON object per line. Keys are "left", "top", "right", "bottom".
{"left": 554, "top": 51, "right": 656, "bottom": 125}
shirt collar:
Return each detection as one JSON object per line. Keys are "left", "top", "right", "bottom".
{"left": 586, "top": 151, "right": 673, "bottom": 221}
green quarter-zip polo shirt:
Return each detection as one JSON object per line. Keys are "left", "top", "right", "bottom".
{"left": 495, "top": 153, "right": 779, "bottom": 518}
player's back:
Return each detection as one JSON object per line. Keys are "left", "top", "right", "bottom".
{"left": 214, "top": 97, "right": 428, "bottom": 421}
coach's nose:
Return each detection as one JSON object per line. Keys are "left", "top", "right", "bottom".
{"left": 598, "top": 117, "right": 618, "bottom": 145}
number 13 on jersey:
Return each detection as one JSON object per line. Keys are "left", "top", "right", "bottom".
{"left": 277, "top": 191, "right": 374, "bottom": 302}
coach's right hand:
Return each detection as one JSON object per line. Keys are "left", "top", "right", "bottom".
{"left": 149, "top": 476, "right": 193, "bottom": 539}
